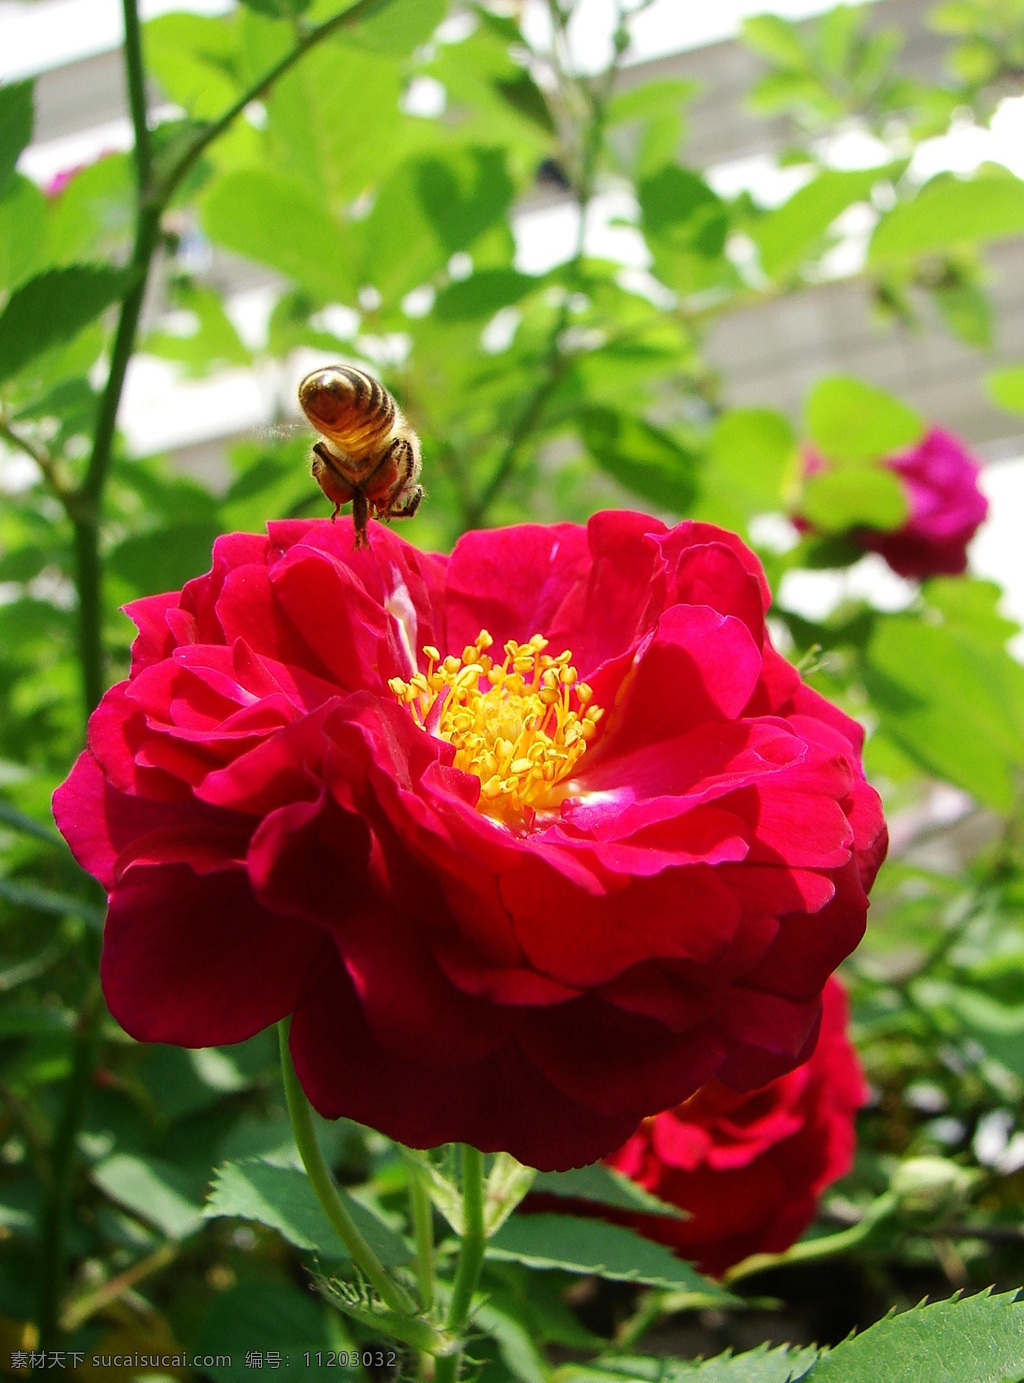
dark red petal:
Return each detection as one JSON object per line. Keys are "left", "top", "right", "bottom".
{"left": 518, "top": 994, "right": 729, "bottom": 1117}
{"left": 101, "top": 863, "right": 328, "bottom": 1045}
{"left": 290, "top": 969, "right": 640, "bottom": 1170}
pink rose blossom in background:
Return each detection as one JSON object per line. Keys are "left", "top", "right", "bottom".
{"left": 802, "top": 427, "right": 988, "bottom": 579}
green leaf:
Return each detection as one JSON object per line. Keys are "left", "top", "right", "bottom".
{"left": 108, "top": 521, "right": 223, "bottom": 597}
{"left": 0, "top": 878, "right": 103, "bottom": 924}
{"left": 145, "top": 12, "right": 244, "bottom": 122}
{"left": 92, "top": 1154, "right": 204, "bottom": 1239}
{"left": 265, "top": 39, "right": 402, "bottom": 207}
{"left": 196, "top": 1281, "right": 334, "bottom": 1382}
{"left": 487, "top": 1214, "right": 734, "bottom": 1297}
{"left": 493, "top": 71, "right": 555, "bottom": 133}
{"left": 607, "top": 79, "right": 697, "bottom": 127}
{"left": 871, "top": 170, "right": 1024, "bottom": 260}
{"left": 754, "top": 167, "right": 889, "bottom": 277}
{"left": 44, "top": 153, "right": 134, "bottom": 266}
{"left": 684, "top": 1343, "right": 820, "bottom": 1380}
{"left": 986, "top": 361, "right": 1024, "bottom": 414}
{"left": 0, "top": 265, "right": 132, "bottom": 386}
{"left": 200, "top": 170, "right": 356, "bottom": 303}
{"left": 805, "top": 375, "right": 923, "bottom": 463}
{"left": 865, "top": 600, "right": 1024, "bottom": 811}
{"left": 0, "top": 1001, "right": 72, "bottom": 1036}
{"left": 143, "top": 282, "right": 251, "bottom": 374}
{"left": 742, "top": 13, "right": 809, "bottom": 69}
{"left": 639, "top": 165, "right": 728, "bottom": 257}
{"left": 696, "top": 407, "right": 796, "bottom": 532}
{"left": 416, "top": 146, "right": 516, "bottom": 256}
{"left": 0, "top": 82, "right": 34, "bottom": 194}
{"left": 582, "top": 407, "right": 699, "bottom": 512}
{"left": 238, "top": 0, "right": 312, "bottom": 20}
{"left": 337, "top": 0, "right": 446, "bottom": 54}
{"left": 0, "top": 799, "right": 63, "bottom": 847}
{"left": 943, "top": 988, "right": 1024, "bottom": 1072}
{"left": 801, "top": 465, "right": 909, "bottom": 532}
{"left": 554, "top": 1347, "right": 823, "bottom": 1383}
{"left": 809, "top": 1289, "right": 1024, "bottom": 1383}
{"left": 434, "top": 268, "right": 537, "bottom": 321}
{"left": 531, "top": 1164, "right": 687, "bottom": 1218}
{"left": 932, "top": 274, "right": 993, "bottom": 347}
{"left": 205, "top": 1157, "right": 411, "bottom": 1266}
{"left": 0, "top": 176, "right": 46, "bottom": 294}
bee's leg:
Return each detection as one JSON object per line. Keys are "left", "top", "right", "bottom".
{"left": 351, "top": 489, "right": 370, "bottom": 548}
{"left": 387, "top": 484, "right": 423, "bottom": 520}
{"left": 312, "top": 442, "right": 356, "bottom": 524}
{"left": 375, "top": 439, "right": 420, "bottom": 518}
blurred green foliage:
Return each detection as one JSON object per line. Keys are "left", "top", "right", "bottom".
{"left": 1, "top": 0, "right": 1024, "bottom": 1374}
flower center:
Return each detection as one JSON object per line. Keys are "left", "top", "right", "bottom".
{"left": 389, "top": 630, "right": 603, "bottom": 825}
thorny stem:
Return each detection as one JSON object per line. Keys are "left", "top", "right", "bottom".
{"left": 278, "top": 1021, "right": 417, "bottom": 1316}
{"left": 435, "top": 1146, "right": 486, "bottom": 1383}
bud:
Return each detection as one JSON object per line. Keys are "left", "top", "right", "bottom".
{"left": 890, "top": 1156, "right": 978, "bottom": 1222}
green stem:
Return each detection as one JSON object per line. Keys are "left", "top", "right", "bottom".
{"left": 121, "top": 0, "right": 151, "bottom": 193}
{"left": 277, "top": 1021, "right": 416, "bottom": 1315}
{"left": 435, "top": 1146, "right": 486, "bottom": 1383}
{"left": 723, "top": 1192, "right": 898, "bottom": 1284}
{"left": 405, "top": 1154, "right": 436, "bottom": 1313}
{"left": 35, "top": 974, "right": 104, "bottom": 1348}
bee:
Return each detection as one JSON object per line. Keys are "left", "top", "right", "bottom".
{"left": 298, "top": 365, "right": 423, "bottom": 549}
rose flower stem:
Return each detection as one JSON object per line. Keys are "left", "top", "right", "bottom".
{"left": 723, "top": 1190, "right": 899, "bottom": 1284}
{"left": 403, "top": 1153, "right": 436, "bottom": 1313}
{"left": 277, "top": 1020, "right": 416, "bottom": 1315}
{"left": 435, "top": 1145, "right": 486, "bottom": 1383}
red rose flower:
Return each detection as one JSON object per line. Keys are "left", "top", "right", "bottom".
{"left": 53, "top": 513, "right": 885, "bottom": 1171}
{"left": 603, "top": 976, "right": 867, "bottom": 1275}
{"left": 802, "top": 427, "right": 988, "bottom": 579}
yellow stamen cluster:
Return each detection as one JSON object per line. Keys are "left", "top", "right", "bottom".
{"left": 389, "top": 630, "right": 603, "bottom": 825}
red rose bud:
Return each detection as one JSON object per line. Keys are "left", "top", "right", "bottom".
{"left": 603, "top": 977, "right": 867, "bottom": 1276}
{"left": 53, "top": 514, "right": 886, "bottom": 1171}
{"left": 803, "top": 427, "right": 988, "bottom": 580}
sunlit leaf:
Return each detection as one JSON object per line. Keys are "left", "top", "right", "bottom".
{"left": 92, "top": 1154, "right": 205, "bottom": 1239}
{"left": 986, "top": 360, "right": 1024, "bottom": 414}
{"left": 871, "top": 169, "right": 1024, "bottom": 260}
{"left": 801, "top": 465, "right": 908, "bottom": 532}
{"left": 201, "top": 169, "right": 357, "bottom": 302}
{"left": 753, "top": 167, "right": 889, "bottom": 277}
{"left": 805, "top": 375, "right": 923, "bottom": 463}
{"left": 0, "top": 264, "right": 131, "bottom": 385}
{"left": 809, "top": 1289, "right": 1024, "bottom": 1383}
